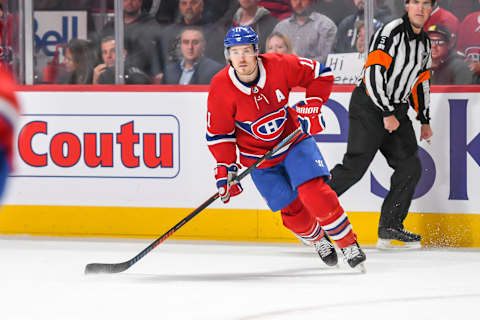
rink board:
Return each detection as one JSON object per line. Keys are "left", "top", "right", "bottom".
{"left": 0, "top": 85, "right": 479, "bottom": 246}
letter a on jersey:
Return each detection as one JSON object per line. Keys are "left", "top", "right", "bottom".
{"left": 275, "top": 89, "right": 286, "bottom": 103}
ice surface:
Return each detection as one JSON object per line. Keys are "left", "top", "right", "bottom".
{"left": 0, "top": 236, "right": 478, "bottom": 320}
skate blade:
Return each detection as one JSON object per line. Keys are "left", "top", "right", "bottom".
{"left": 355, "top": 263, "right": 367, "bottom": 274}
{"left": 316, "top": 263, "right": 365, "bottom": 275}
{"left": 300, "top": 239, "right": 313, "bottom": 247}
{"left": 376, "top": 239, "right": 422, "bottom": 250}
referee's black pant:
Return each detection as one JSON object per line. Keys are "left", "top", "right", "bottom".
{"left": 327, "top": 85, "right": 422, "bottom": 231}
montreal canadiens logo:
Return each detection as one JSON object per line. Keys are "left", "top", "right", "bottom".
{"left": 250, "top": 108, "right": 287, "bottom": 141}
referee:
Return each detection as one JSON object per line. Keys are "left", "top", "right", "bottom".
{"left": 327, "top": 0, "right": 434, "bottom": 249}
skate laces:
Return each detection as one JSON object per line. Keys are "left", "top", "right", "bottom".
{"left": 342, "top": 243, "right": 360, "bottom": 260}
{"left": 314, "top": 237, "right": 334, "bottom": 258}
{"left": 402, "top": 229, "right": 416, "bottom": 236}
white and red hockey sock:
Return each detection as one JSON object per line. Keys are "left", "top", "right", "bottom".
{"left": 280, "top": 197, "right": 325, "bottom": 243}
{"left": 297, "top": 177, "right": 357, "bottom": 248}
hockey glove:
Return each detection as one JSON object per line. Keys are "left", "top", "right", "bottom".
{"left": 294, "top": 97, "right": 326, "bottom": 135}
{"left": 214, "top": 163, "right": 243, "bottom": 204}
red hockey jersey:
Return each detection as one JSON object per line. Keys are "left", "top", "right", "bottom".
{"left": 424, "top": 6, "right": 459, "bottom": 36}
{"left": 456, "top": 11, "right": 480, "bottom": 62}
{"left": 206, "top": 53, "right": 333, "bottom": 169}
{"left": 0, "top": 67, "right": 20, "bottom": 170}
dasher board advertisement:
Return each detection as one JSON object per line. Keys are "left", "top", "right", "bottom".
{"left": 6, "top": 88, "right": 480, "bottom": 215}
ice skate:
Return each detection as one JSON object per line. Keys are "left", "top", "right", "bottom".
{"left": 377, "top": 227, "right": 422, "bottom": 250}
{"left": 313, "top": 233, "right": 338, "bottom": 267}
{"left": 341, "top": 242, "right": 366, "bottom": 272}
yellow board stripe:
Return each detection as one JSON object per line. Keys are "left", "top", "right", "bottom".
{"left": 0, "top": 205, "right": 479, "bottom": 247}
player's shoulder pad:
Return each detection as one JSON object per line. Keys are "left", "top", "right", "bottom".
{"left": 209, "top": 67, "right": 231, "bottom": 91}
{"left": 258, "top": 52, "right": 287, "bottom": 67}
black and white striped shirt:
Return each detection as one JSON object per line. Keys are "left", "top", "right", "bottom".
{"left": 362, "top": 14, "right": 431, "bottom": 124}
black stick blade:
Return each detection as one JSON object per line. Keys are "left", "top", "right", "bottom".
{"left": 84, "top": 261, "right": 131, "bottom": 274}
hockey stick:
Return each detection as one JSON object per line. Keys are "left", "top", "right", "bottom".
{"left": 84, "top": 127, "right": 303, "bottom": 274}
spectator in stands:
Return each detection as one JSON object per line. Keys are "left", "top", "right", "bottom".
{"left": 204, "top": 0, "right": 239, "bottom": 23}
{"left": 152, "top": 0, "right": 178, "bottom": 24}
{"left": 121, "top": 0, "right": 152, "bottom": 24}
{"left": 265, "top": 31, "right": 294, "bottom": 54}
{"left": 456, "top": 1, "right": 480, "bottom": 84}
{"left": 333, "top": 0, "right": 387, "bottom": 53}
{"left": 443, "top": 0, "right": 478, "bottom": 22}
{"left": 313, "top": 0, "right": 356, "bottom": 26}
{"left": 354, "top": 19, "right": 365, "bottom": 53}
{"left": 426, "top": 24, "right": 473, "bottom": 85}
{"left": 273, "top": 0, "right": 336, "bottom": 64}
{"left": 216, "top": 0, "right": 243, "bottom": 26}
{"left": 232, "top": 0, "right": 277, "bottom": 53}
{"left": 375, "top": 0, "right": 395, "bottom": 23}
{"left": 424, "top": 0, "right": 459, "bottom": 37}
{"left": 259, "top": 0, "right": 292, "bottom": 20}
{"left": 160, "top": 0, "right": 226, "bottom": 65}
{"left": 93, "top": 36, "right": 152, "bottom": 84}
{"left": 160, "top": 0, "right": 207, "bottom": 64}
{"left": 34, "top": 0, "right": 63, "bottom": 9}
{"left": 384, "top": 0, "right": 406, "bottom": 19}
{"left": 154, "top": 0, "right": 236, "bottom": 25}
{"left": 163, "top": 26, "right": 223, "bottom": 84}
{"left": 57, "top": 39, "right": 96, "bottom": 84}
{"left": 99, "top": 0, "right": 161, "bottom": 78}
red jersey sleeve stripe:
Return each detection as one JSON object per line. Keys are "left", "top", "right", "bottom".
{"left": 206, "top": 129, "right": 236, "bottom": 146}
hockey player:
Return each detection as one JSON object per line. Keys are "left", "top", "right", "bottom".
{"left": 206, "top": 26, "right": 366, "bottom": 269}
{"left": 0, "top": 66, "right": 20, "bottom": 198}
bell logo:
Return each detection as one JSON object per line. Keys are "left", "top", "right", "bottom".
{"left": 33, "top": 11, "right": 87, "bottom": 56}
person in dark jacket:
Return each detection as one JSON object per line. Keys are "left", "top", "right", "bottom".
{"left": 159, "top": 0, "right": 227, "bottom": 65}
{"left": 313, "top": 0, "right": 356, "bottom": 26}
{"left": 163, "top": 26, "right": 223, "bottom": 84}
{"left": 98, "top": 0, "right": 162, "bottom": 79}
{"left": 232, "top": 0, "right": 277, "bottom": 53}
{"left": 153, "top": 0, "right": 236, "bottom": 25}
{"left": 334, "top": 0, "right": 392, "bottom": 53}
{"left": 93, "top": 36, "right": 152, "bottom": 84}
{"left": 426, "top": 24, "right": 473, "bottom": 84}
